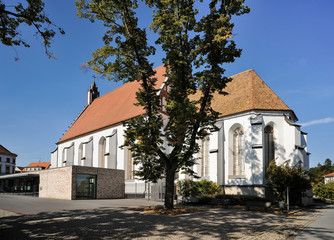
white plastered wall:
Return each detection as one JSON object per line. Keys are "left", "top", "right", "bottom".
{"left": 178, "top": 110, "right": 307, "bottom": 187}
{"left": 221, "top": 110, "right": 308, "bottom": 187}
{"left": 52, "top": 110, "right": 309, "bottom": 191}
{"left": 54, "top": 123, "right": 126, "bottom": 171}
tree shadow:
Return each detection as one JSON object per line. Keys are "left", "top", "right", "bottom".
{"left": 297, "top": 226, "right": 334, "bottom": 240}
{"left": 0, "top": 206, "right": 323, "bottom": 239}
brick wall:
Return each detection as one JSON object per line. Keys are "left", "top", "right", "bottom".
{"left": 39, "top": 166, "right": 124, "bottom": 200}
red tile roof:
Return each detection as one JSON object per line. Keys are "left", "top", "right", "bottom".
{"left": 58, "top": 68, "right": 296, "bottom": 144}
{"left": 324, "top": 172, "right": 334, "bottom": 177}
{"left": 0, "top": 144, "right": 17, "bottom": 157}
{"left": 58, "top": 65, "right": 167, "bottom": 143}
{"left": 191, "top": 69, "right": 294, "bottom": 118}
{"left": 23, "top": 162, "right": 51, "bottom": 171}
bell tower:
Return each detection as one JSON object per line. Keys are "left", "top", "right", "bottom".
{"left": 87, "top": 81, "right": 100, "bottom": 105}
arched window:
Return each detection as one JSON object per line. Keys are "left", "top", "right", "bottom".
{"left": 199, "top": 136, "right": 209, "bottom": 177}
{"left": 264, "top": 125, "right": 275, "bottom": 173}
{"left": 99, "top": 137, "right": 106, "bottom": 168}
{"left": 233, "top": 127, "right": 244, "bottom": 176}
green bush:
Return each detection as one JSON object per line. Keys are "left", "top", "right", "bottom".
{"left": 267, "top": 160, "right": 311, "bottom": 205}
{"left": 313, "top": 182, "right": 334, "bottom": 200}
{"left": 177, "top": 179, "right": 199, "bottom": 197}
{"left": 196, "top": 179, "right": 221, "bottom": 196}
{"left": 177, "top": 179, "right": 221, "bottom": 198}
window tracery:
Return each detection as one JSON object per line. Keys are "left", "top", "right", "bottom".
{"left": 264, "top": 125, "right": 275, "bottom": 174}
{"left": 233, "top": 127, "right": 244, "bottom": 176}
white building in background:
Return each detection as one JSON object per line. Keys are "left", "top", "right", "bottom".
{"left": 51, "top": 66, "right": 310, "bottom": 198}
{"left": 0, "top": 145, "right": 17, "bottom": 175}
{"left": 324, "top": 172, "right": 334, "bottom": 184}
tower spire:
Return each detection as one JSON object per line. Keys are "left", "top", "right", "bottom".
{"left": 87, "top": 80, "right": 100, "bottom": 105}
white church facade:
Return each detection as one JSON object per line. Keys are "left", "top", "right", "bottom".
{"left": 51, "top": 66, "right": 310, "bottom": 198}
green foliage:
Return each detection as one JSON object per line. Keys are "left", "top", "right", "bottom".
{"left": 313, "top": 181, "right": 334, "bottom": 201}
{"left": 308, "top": 158, "right": 334, "bottom": 185}
{"left": 196, "top": 179, "right": 221, "bottom": 196}
{"left": 177, "top": 179, "right": 199, "bottom": 197}
{"left": 0, "top": 0, "right": 64, "bottom": 59}
{"left": 177, "top": 179, "right": 221, "bottom": 197}
{"left": 267, "top": 160, "right": 311, "bottom": 205}
{"left": 76, "top": 0, "right": 249, "bottom": 209}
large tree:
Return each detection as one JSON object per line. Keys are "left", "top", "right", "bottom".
{"left": 0, "top": 0, "right": 64, "bottom": 58}
{"left": 76, "top": 0, "right": 249, "bottom": 209}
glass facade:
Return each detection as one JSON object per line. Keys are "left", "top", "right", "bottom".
{"left": 76, "top": 174, "right": 97, "bottom": 199}
{"left": 0, "top": 175, "right": 39, "bottom": 196}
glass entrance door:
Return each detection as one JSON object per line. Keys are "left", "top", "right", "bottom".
{"left": 76, "top": 174, "right": 97, "bottom": 199}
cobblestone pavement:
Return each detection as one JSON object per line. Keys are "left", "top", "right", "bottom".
{"left": 0, "top": 205, "right": 326, "bottom": 239}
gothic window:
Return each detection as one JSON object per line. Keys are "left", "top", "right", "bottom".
{"left": 233, "top": 127, "right": 245, "bottom": 176}
{"left": 199, "top": 136, "right": 209, "bottom": 177}
{"left": 264, "top": 125, "right": 275, "bottom": 173}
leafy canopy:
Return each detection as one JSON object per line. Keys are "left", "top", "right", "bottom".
{"left": 0, "top": 0, "right": 64, "bottom": 59}
{"left": 76, "top": 0, "right": 249, "bottom": 209}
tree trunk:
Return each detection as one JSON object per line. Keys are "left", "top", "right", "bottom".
{"left": 164, "top": 164, "right": 176, "bottom": 209}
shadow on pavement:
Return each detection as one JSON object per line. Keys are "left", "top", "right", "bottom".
{"left": 297, "top": 227, "right": 334, "bottom": 240}
{"left": 0, "top": 206, "right": 324, "bottom": 239}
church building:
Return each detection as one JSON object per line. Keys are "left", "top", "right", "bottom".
{"left": 51, "top": 66, "right": 310, "bottom": 198}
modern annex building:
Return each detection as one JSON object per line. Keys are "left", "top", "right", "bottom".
{"left": 51, "top": 66, "right": 310, "bottom": 199}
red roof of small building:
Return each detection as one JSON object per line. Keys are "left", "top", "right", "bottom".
{"left": 0, "top": 144, "right": 17, "bottom": 157}
{"left": 23, "top": 162, "right": 51, "bottom": 171}
{"left": 324, "top": 172, "right": 334, "bottom": 177}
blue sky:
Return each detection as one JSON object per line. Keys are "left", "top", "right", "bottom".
{"left": 0, "top": 0, "right": 333, "bottom": 168}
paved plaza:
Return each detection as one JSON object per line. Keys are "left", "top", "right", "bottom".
{"left": 0, "top": 195, "right": 332, "bottom": 239}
